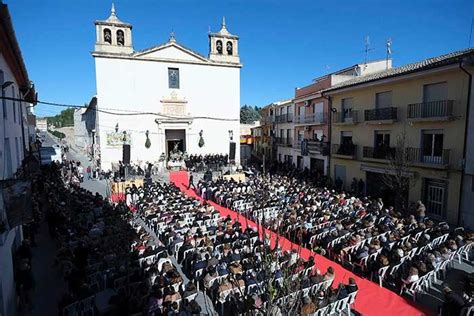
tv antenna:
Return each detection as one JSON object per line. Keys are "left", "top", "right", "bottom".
{"left": 364, "top": 35, "right": 374, "bottom": 65}
{"left": 386, "top": 38, "right": 392, "bottom": 70}
{"left": 469, "top": 17, "right": 473, "bottom": 48}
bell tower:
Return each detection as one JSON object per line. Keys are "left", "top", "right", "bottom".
{"left": 209, "top": 17, "right": 240, "bottom": 64}
{"left": 94, "top": 3, "right": 133, "bottom": 54}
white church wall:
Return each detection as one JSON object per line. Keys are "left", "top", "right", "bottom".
{"left": 94, "top": 56, "right": 240, "bottom": 169}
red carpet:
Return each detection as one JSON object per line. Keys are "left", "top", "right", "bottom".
{"left": 111, "top": 193, "right": 125, "bottom": 203}
{"left": 170, "top": 171, "right": 433, "bottom": 316}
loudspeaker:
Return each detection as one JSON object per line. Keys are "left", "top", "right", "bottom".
{"left": 122, "top": 144, "right": 131, "bottom": 164}
{"left": 229, "top": 142, "right": 236, "bottom": 161}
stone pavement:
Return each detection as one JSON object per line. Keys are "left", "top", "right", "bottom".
{"left": 26, "top": 217, "right": 66, "bottom": 316}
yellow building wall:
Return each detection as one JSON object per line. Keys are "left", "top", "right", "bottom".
{"left": 329, "top": 67, "right": 470, "bottom": 224}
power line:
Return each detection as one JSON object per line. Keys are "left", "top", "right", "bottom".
{"left": 1, "top": 96, "right": 240, "bottom": 122}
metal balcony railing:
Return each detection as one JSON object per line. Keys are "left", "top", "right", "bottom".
{"left": 407, "top": 100, "right": 454, "bottom": 119}
{"left": 274, "top": 137, "right": 293, "bottom": 146}
{"left": 332, "top": 111, "right": 359, "bottom": 124}
{"left": 364, "top": 107, "right": 397, "bottom": 121}
{"left": 295, "top": 112, "right": 327, "bottom": 124}
{"left": 262, "top": 116, "right": 274, "bottom": 124}
{"left": 405, "top": 148, "right": 450, "bottom": 165}
{"left": 275, "top": 114, "right": 294, "bottom": 123}
{"left": 331, "top": 144, "right": 357, "bottom": 157}
{"left": 363, "top": 146, "right": 396, "bottom": 160}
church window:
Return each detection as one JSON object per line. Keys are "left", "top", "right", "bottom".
{"left": 117, "top": 30, "right": 125, "bottom": 46}
{"left": 104, "top": 28, "right": 112, "bottom": 44}
{"left": 216, "top": 40, "right": 223, "bottom": 54}
{"left": 168, "top": 68, "right": 180, "bottom": 89}
{"left": 226, "top": 41, "right": 233, "bottom": 55}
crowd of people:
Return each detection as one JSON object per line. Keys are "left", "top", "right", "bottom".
{"left": 132, "top": 181, "right": 359, "bottom": 315}
{"left": 185, "top": 154, "right": 229, "bottom": 172}
{"left": 22, "top": 149, "right": 473, "bottom": 315}
{"left": 196, "top": 173, "right": 474, "bottom": 312}
{"left": 36, "top": 162, "right": 202, "bottom": 315}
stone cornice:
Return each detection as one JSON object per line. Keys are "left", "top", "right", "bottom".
{"left": 91, "top": 51, "right": 243, "bottom": 68}
{"left": 95, "top": 20, "right": 133, "bottom": 28}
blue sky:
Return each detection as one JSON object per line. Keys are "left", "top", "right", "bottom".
{"left": 6, "top": 0, "right": 474, "bottom": 117}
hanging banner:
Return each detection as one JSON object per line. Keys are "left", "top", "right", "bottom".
{"left": 1, "top": 179, "right": 33, "bottom": 229}
{"left": 106, "top": 131, "right": 132, "bottom": 147}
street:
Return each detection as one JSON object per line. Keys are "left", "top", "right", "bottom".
{"left": 40, "top": 131, "right": 108, "bottom": 197}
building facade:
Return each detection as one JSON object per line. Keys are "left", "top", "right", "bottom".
{"left": 273, "top": 99, "right": 294, "bottom": 164}
{"left": 325, "top": 49, "right": 474, "bottom": 224}
{"left": 293, "top": 78, "right": 330, "bottom": 175}
{"left": 460, "top": 55, "right": 474, "bottom": 229}
{"left": 92, "top": 6, "right": 241, "bottom": 170}
{"left": 0, "top": 2, "right": 36, "bottom": 316}
{"left": 254, "top": 105, "right": 274, "bottom": 162}
{"left": 291, "top": 60, "right": 392, "bottom": 176}
{"left": 36, "top": 118, "right": 47, "bottom": 132}
{"left": 73, "top": 107, "right": 87, "bottom": 150}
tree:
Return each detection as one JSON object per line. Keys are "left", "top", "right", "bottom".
{"left": 382, "top": 132, "right": 416, "bottom": 212}
{"left": 46, "top": 108, "right": 75, "bottom": 128}
{"left": 240, "top": 105, "right": 261, "bottom": 124}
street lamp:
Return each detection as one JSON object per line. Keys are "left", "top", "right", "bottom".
{"left": 228, "top": 130, "right": 233, "bottom": 141}
{"left": 1, "top": 81, "right": 14, "bottom": 115}
{"left": 1, "top": 81, "right": 14, "bottom": 90}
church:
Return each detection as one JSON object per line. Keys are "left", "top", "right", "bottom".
{"left": 92, "top": 5, "right": 241, "bottom": 170}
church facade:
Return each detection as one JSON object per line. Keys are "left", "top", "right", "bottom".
{"left": 92, "top": 5, "right": 241, "bottom": 170}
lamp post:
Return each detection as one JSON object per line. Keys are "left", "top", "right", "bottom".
{"left": 228, "top": 130, "right": 234, "bottom": 165}
{"left": 91, "top": 129, "right": 96, "bottom": 176}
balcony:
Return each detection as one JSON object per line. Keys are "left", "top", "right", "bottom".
{"left": 363, "top": 146, "right": 396, "bottom": 161}
{"left": 295, "top": 112, "right": 327, "bottom": 125}
{"left": 262, "top": 116, "right": 275, "bottom": 125}
{"left": 332, "top": 111, "right": 359, "bottom": 125}
{"left": 275, "top": 113, "right": 294, "bottom": 123}
{"left": 331, "top": 144, "right": 357, "bottom": 159}
{"left": 275, "top": 137, "right": 293, "bottom": 147}
{"left": 406, "top": 147, "right": 450, "bottom": 168}
{"left": 364, "top": 107, "right": 397, "bottom": 124}
{"left": 295, "top": 139, "right": 328, "bottom": 155}
{"left": 407, "top": 100, "right": 454, "bottom": 122}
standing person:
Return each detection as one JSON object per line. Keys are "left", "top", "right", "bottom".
{"left": 187, "top": 172, "right": 195, "bottom": 190}
{"left": 86, "top": 165, "right": 92, "bottom": 180}
{"left": 77, "top": 164, "right": 84, "bottom": 183}
{"left": 415, "top": 200, "right": 426, "bottom": 223}
{"left": 440, "top": 284, "right": 466, "bottom": 316}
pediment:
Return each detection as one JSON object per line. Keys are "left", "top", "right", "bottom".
{"left": 134, "top": 42, "right": 209, "bottom": 63}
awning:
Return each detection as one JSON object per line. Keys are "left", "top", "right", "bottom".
{"left": 1, "top": 179, "right": 33, "bottom": 229}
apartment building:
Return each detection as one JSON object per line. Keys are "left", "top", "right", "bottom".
{"left": 292, "top": 61, "right": 391, "bottom": 175}
{"left": 273, "top": 99, "right": 294, "bottom": 164}
{"left": 293, "top": 76, "right": 331, "bottom": 174}
{"left": 254, "top": 104, "right": 274, "bottom": 162}
{"left": 324, "top": 49, "right": 474, "bottom": 224}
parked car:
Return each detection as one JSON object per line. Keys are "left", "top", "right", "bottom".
{"left": 39, "top": 146, "right": 62, "bottom": 165}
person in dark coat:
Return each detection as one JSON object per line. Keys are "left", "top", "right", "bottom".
{"left": 441, "top": 284, "right": 465, "bottom": 316}
{"left": 188, "top": 172, "right": 195, "bottom": 190}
